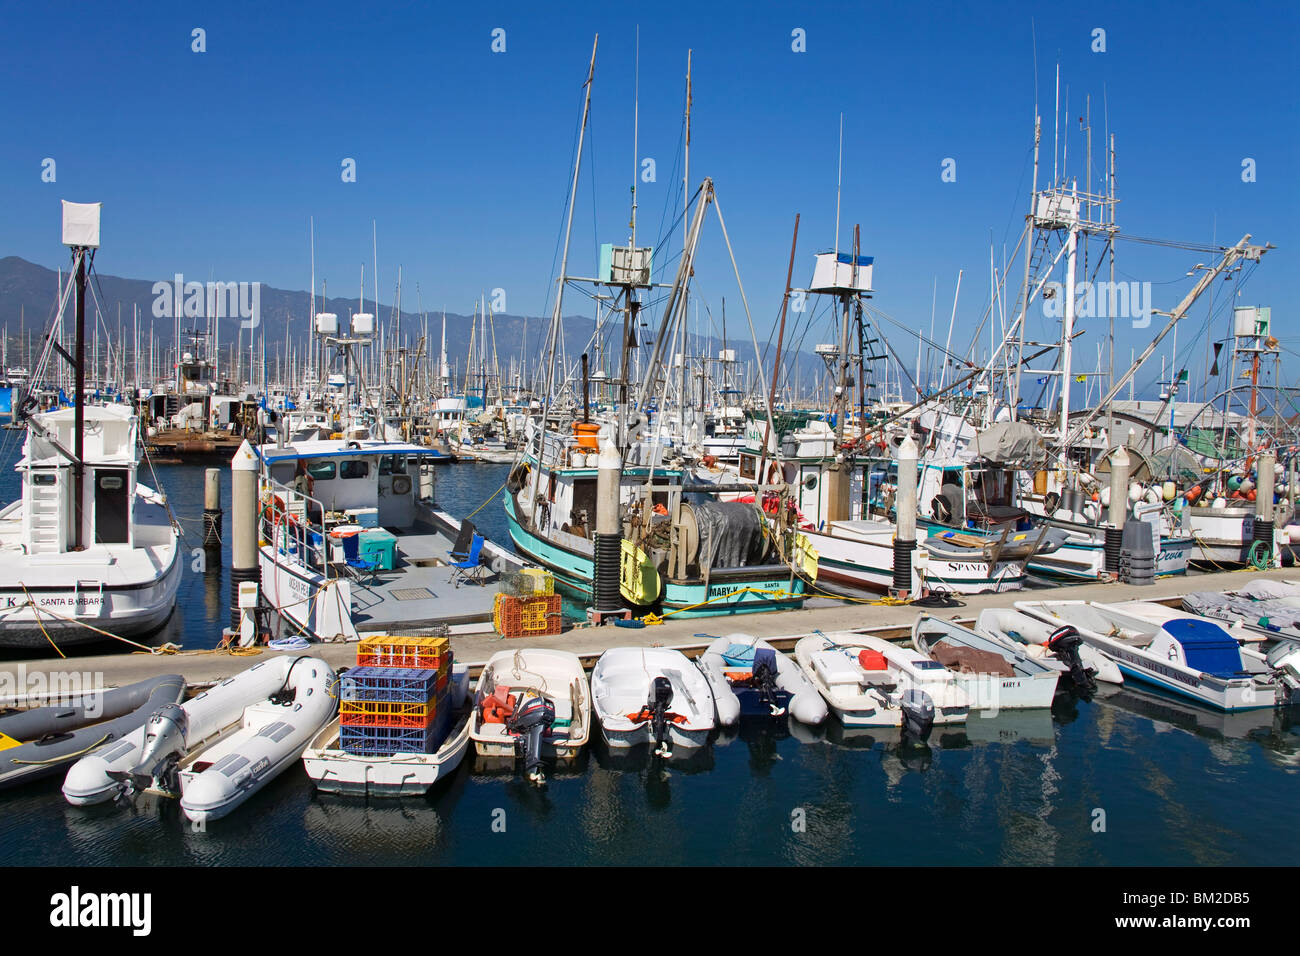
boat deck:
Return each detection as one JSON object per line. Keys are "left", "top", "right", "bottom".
{"left": 344, "top": 526, "right": 504, "bottom": 631}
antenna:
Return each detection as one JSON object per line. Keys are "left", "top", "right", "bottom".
{"left": 834, "top": 113, "right": 844, "bottom": 258}
{"left": 1053, "top": 62, "right": 1060, "bottom": 185}
{"left": 631, "top": 25, "right": 639, "bottom": 249}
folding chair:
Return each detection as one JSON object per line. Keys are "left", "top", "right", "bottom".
{"left": 448, "top": 533, "right": 488, "bottom": 588}
{"left": 340, "top": 532, "right": 382, "bottom": 585}
{"left": 449, "top": 520, "right": 476, "bottom": 560}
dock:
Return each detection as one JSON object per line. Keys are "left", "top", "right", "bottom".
{"left": 3, "top": 565, "right": 1292, "bottom": 693}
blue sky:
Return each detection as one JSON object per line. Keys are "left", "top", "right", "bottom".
{"left": 2, "top": 0, "right": 1295, "bottom": 395}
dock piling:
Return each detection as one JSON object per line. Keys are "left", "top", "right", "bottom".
{"left": 202, "top": 467, "right": 223, "bottom": 551}
{"left": 1105, "top": 446, "right": 1130, "bottom": 576}
{"left": 893, "top": 435, "right": 918, "bottom": 597}
{"left": 229, "top": 441, "right": 260, "bottom": 634}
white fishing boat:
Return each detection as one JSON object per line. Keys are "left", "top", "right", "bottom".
{"left": 63, "top": 655, "right": 337, "bottom": 823}
{"left": 1015, "top": 600, "right": 1279, "bottom": 711}
{"left": 974, "top": 607, "right": 1124, "bottom": 686}
{"left": 590, "top": 647, "right": 715, "bottom": 756}
{"left": 0, "top": 403, "right": 182, "bottom": 650}
{"left": 302, "top": 665, "right": 472, "bottom": 796}
{"left": 793, "top": 632, "right": 970, "bottom": 732}
{"left": 696, "top": 634, "right": 827, "bottom": 725}
{"left": 911, "top": 615, "right": 1061, "bottom": 709}
{"left": 0, "top": 204, "right": 182, "bottom": 649}
{"left": 255, "top": 435, "right": 523, "bottom": 641}
{"left": 469, "top": 648, "right": 591, "bottom": 782}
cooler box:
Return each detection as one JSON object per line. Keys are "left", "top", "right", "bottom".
{"left": 358, "top": 528, "right": 398, "bottom": 571}
{"left": 328, "top": 524, "right": 364, "bottom": 562}
{"left": 348, "top": 507, "right": 380, "bottom": 529}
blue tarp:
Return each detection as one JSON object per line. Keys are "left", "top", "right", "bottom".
{"left": 1162, "top": 618, "right": 1245, "bottom": 677}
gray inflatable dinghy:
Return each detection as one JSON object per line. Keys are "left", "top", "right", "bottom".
{"left": 0, "top": 673, "right": 186, "bottom": 789}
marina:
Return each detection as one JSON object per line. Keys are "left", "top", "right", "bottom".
{"left": 0, "top": 3, "right": 1295, "bottom": 899}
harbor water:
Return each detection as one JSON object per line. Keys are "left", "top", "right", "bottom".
{"left": 0, "top": 449, "right": 1296, "bottom": 866}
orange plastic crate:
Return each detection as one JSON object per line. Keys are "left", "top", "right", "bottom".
{"left": 356, "top": 635, "right": 450, "bottom": 670}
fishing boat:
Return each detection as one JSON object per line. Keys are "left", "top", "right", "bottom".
{"left": 793, "top": 632, "right": 970, "bottom": 732}
{"left": 696, "top": 634, "right": 827, "bottom": 724}
{"left": 0, "top": 204, "right": 182, "bottom": 648}
{"left": 911, "top": 615, "right": 1061, "bottom": 709}
{"left": 590, "top": 647, "right": 715, "bottom": 756}
{"left": 302, "top": 664, "right": 472, "bottom": 796}
{"left": 256, "top": 434, "right": 523, "bottom": 640}
{"left": 1015, "top": 600, "right": 1280, "bottom": 711}
{"left": 0, "top": 674, "right": 185, "bottom": 789}
{"left": 63, "top": 655, "right": 337, "bottom": 823}
{"left": 469, "top": 648, "right": 591, "bottom": 782}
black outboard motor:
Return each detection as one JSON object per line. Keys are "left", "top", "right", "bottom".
{"left": 1046, "top": 625, "right": 1097, "bottom": 698}
{"left": 899, "top": 689, "right": 935, "bottom": 740}
{"left": 750, "top": 647, "right": 787, "bottom": 717}
{"left": 506, "top": 693, "right": 555, "bottom": 785}
{"left": 648, "top": 676, "right": 674, "bottom": 759}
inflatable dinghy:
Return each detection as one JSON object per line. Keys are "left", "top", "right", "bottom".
{"left": 63, "top": 656, "right": 336, "bottom": 823}
{"left": 0, "top": 674, "right": 185, "bottom": 790}
{"left": 591, "top": 647, "right": 716, "bottom": 756}
{"left": 697, "top": 634, "right": 827, "bottom": 726}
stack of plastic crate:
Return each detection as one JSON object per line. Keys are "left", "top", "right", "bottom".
{"left": 339, "top": 636, "right": 453, "bottom": 756}
{"left": 492, "top": 592, "right": 563, "bottom": 638}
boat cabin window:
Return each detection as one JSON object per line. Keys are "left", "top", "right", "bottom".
{"left": 32, "top": 473, "right": 57, "bottom": 486}
{"left": 739, "top": 453, "right": 757, "bottom": 481}
{"left": 378, "top": 455, "right": 407, "bottom": 475}
{"left": 340, "top": 460, "right": 370, "bottom": 480}
{"left": 306, "top": 461, "right": 336, "bottom": 481}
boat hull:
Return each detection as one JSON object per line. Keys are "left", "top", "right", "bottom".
{"left": 303, "top": 712, "right": 471, "bottom": 796}
{"left": 0, "top": 548, "right": 182, "bottom": 648}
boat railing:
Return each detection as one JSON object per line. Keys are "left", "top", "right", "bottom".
{"left": 261, "top": 476, "right": 332, "bottom": 580}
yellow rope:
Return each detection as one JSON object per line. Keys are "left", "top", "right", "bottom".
{"left": 20, "top": 585, "right": 65, "bottom": 660}
{"left": 11, "top": 733, "right": 110, "bottom": 766}
{"left": 465, "top": 479, "right": 509, "bottom": 521}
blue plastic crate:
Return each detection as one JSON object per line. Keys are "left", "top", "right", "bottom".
{"left": 340, "top": 666, "right": 439, "bottom": 703}
{"left": 339, "top": 722, "right": 441, "bottom": 757}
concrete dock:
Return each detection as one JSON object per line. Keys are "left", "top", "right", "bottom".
{"left": 2, "top": 565, "right": 1295, "bottom": 692}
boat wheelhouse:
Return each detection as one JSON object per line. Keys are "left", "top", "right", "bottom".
{"left": 0, "top": 404, "right": 182, "bottom": 646}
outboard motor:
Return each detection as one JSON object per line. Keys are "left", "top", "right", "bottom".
{"left": 749, "top": 647, "right": 787, "bottom": 717}
{"left": 506, "top": 693, "right": 555, "bottom": 785}
{"left": 1046, "top": 625, "right": 1097, "bottom": 698}
{"left": 1266, "top": 639, "right": 1300, "bottom": 705}
{"left": 648, "top": 677, "right": 675, "bottom": 759}
{"left": 108, "top": 702, "right": 188, "bottom": 798}
{"left": 899, "top": 689, "right": 935, "bottom": 740}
